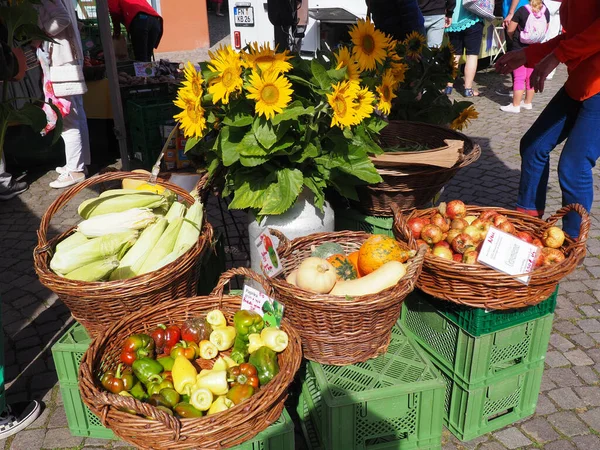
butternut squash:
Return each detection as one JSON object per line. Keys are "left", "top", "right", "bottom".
{"left": 329, "top": 261, "right": 407, "bottom": 297}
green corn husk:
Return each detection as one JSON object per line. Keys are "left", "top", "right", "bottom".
{"left": 98, "top": 189, "right": 145, "bottom": 198}
{"left": 138, "top": 217, "right": 184, "bottom": 275}
{"left": 55, "top": 232, "right": 89, "bottom": 254}
{"left": 174, "top": 200, "right": 204, "bottom": 251}
{"left": 164, "top": 201, "right": 186, "bottom": 223}
{"left": 109, "top": 218, "right": 169, "bottom": 280}
{"left": 64, "top": 257, "right": 120, "bottom": 282}
{"left": 50, "top": 230, "right": 138, "bottom": 275}
{"left": 77, "top": 208, "right": 156, "bottom": 238}
{"left": 78, "top": 193, "right": 167, "bottom": 219}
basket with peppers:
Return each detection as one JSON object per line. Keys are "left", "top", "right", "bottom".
{"left": 79, "top": 268, "right": 302, "bottom": 450}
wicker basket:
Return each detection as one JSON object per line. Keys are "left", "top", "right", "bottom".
{"left": 265, "top": 221, "right": 426, "bottom": 365}
{"left": 33, "top": 171, "right": 213, "bottom": 338}
{"left": 353, "top": 121, "right": 481, "bottom": 216}
{"left": 79, "top": 268, "right": 302, "bottom": 450}
{"left": 393, "top": 203, "right": 589, "bottom": 309}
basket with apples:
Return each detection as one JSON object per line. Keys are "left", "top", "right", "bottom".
{"left": 393, "top": 201, "right": 589, "bottom": 309}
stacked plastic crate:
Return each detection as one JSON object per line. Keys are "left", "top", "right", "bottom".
{"left": 399, "top": 287, "right": 558, "bottom": 440}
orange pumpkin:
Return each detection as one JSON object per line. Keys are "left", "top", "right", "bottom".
{"left": 358, "top": 235, "right": 407, "bottom": 275}
{"left": 347, "top": 251, "right": 361, "bottom": 277}
{"left": 327, "top": 254, "right": 359, "bottom": 280}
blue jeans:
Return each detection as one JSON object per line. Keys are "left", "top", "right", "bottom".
{"left": 518, "top": 88, "right": 600, "bottom": 238}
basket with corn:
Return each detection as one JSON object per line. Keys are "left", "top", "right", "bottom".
{"left": 34, "top": 171, "right": 214, "bottom": 337}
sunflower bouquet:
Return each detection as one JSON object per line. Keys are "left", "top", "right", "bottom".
{"left": 173, "top": 19, "right": 412, "bottom": 216}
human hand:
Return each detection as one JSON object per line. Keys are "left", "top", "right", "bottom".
{"left": 503, "top": 13, "right": 514, "bottom": 28}
{"left": 495, "top": 50, "right": 526, "bottom": 74}
{"left": 530, "top": 53, "right": 560, "bottom": 93}
{"left": 445, "top": 17, "right": 452, "bottom": 28}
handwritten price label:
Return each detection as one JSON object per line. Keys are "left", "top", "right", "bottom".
{"left": 254, "top": 231, "right": 282, "bottom": 278}
{"left": 241, "top": 285, "right": 284, "bottom": 327}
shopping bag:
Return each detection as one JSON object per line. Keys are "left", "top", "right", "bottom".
{"left": 463, "top": 0, "right": 496, "bottom": 20}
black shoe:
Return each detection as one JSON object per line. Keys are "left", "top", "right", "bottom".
{"left": 0, "top": 180, "right": 28, "bottom": 201}
{"left": 0, "top": 401, "right": 42, "bottom": 440}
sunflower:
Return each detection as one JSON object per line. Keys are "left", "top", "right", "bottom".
{"left": 246, "top": 70, "right": 293, "bottom": 120}
{"left": 181, "top": 62, "right": 204, "bottom": 99}
{"left": 353, "top": 86, "right": 375, "bottom": 123}
{"left": 349, "top": 19, "right": 390, "bottom": 71}
{"left": 243, "top": 42, "right": 293, "bottom": 74}
{"left": 334, "top": 46, "right": 362, "bottom": 83}
{"left": 376, "top": 70, "right": 397, "bottom": 115}
{"left": 450, "top": 106, "right": 479, "bottom": 131}
{"left": 174, "top": 90, "right": 207, "bottom": 138}
{"left": 403, "top": 31, "right": 427, "bottom": 59}
{"left": 327, "top": 81, "right": 360, "bottom": 128}
{"left": 390, "top": 58, "right": 408, "bottom": 86}
{"left": 207, "top": 45, "right": 244, "bottom": 104}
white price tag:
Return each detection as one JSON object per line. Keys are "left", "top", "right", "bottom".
{"left": 133, "top": 61, "right": 157, "bottom": 77}
{"left": 477, "top": 227, "right": 540, "bottom": 284}
{"left": 254, "top": 231, "right": 283, "bottom": 278}
{"left": 241, "top": 285, "right": 284, "bottom": 327}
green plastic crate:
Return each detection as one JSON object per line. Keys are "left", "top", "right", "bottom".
{"left": 297, "top": 325, "right": 445, "bottom": 450}
{"left": 400, "top": 294, "right": 554, "bottom": 386}
{"left": 235, "top": 408, "right": 294, "bottom": 450}
{"left": 410, "top": 286, "right": 558, "bottom": 337}
{"left": 334, "top": 208, "right": 395, "bottom": 237}
{"left": 435, "top": 356, "right": 544, "bottom": 441}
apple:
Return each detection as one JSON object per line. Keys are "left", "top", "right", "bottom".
{"left": 421, "top": 224, "right": 443, "bottom": 245}
{"left": 434, "top": 240, "right": 451, "bottom": 250}
{"left": 492, "top": 214, "right": 510, "bottom": 227}
{"left": 462, "top": 247, "right": 479, "bottom": 264}
{"left": 431, "top": 213, "right": 450, "bottom": 232}
{"left": 446, "top": 228, "right": 462, "bottom": 244}
{"left": 446, "top": 200, "right": 467, "bottom": 219}
{"left": 464, "top": 215, "right": 478, "bottom": 225}
{"left": 463, "top": 225, "right": 483, "bottom": 243}
{"left": 479, "top": 210, "right": 499, "bottom": 221}
{"left": 497, "top": 220, "right": 516, "bottom": 234}
{"left": 452, "top": 233, "right": 475, "bottom": 254}
{"left": 450, "top": 218, "right": 469, "bottom": 231}
{"left": 542, "top": 226, "right": 565, "bottom": 249}
{"left": 407, "top": 217, "right": 429, "bottom": 239}
{"left": 432, "top": 246, "right": 453, "bottom": 260}
{"left": 515, "top": 231, "right": 534, "bottom": 243}
{"left": 531, "top": 238, "right": 544, "bottom": 248}
{"left": 536, "top": 247, "right": 566, "bottom": 267}
{"left": 452, "top": 253, "right": 463, "bottom": 262}
{"left": 471, "top": 218, "right": 492, "bottom": 238}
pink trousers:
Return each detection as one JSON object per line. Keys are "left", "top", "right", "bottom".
{"left": 513, "top": 65, "right": 534, "bottom": 91}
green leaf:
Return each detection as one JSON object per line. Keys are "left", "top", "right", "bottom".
{"left": 271, "top": 135, "right": 295, "bottom": 153}
{"left": 8, "top": 103, "right": 47, "bottom": 133}
{"left": 366, "top": 116, "right": 389, "bottom": 134}
{"left": 311, "top": 60, "right": 331, "bottom": 90}
{"left": 219, "top": 126, "right": 245, "bottom": 166}
{"left": 326, "top": 67, "right": 347, "bottom": 83}
{"left": 290, "top": 142, "right": 319, "bottom": 163}
{"left": 287, "top": 74, "right": 318, "bottom": 89}
{"left": 271, "top": 101, "right": 314, "bottom": 125}
{"left": 259, "top": 168, "right": 304, "bottom": 215}
{"left": 303, "top": 176, "right": 326, "bottom": 210}
{"left": 252, "top": 117, "right": 278, "bottom": 149}
{"left": 330, "top": 177, "right": 359, "bottom": 201}
{"left": 333, "top": 153, "right": 382, "bottom": 184}
{"left": 223, "top": 101, "right": 253, "bottom": 127}
{"left": 229, "top": 171, "right": 273, "bottom": 210}
{"left": 185, "top": 136, "right": 201, "bottom": 152}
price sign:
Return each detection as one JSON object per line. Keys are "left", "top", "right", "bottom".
{"left": 254, "top": 231, "right": 283, "bottom": 278}
{"left": 241, "top": 285, "right": 284, "bottom": 327}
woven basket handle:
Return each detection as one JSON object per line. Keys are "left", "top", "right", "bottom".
{"left": 545, "top": 203, "right": 590, "bottom": 243}
{"left": 459, "top": 142, "right": 481, "bottom": 168}
{"left": 211, "top": 267, "right": 274, "bottom": 298}
{"left": 390, "top": 203, "right": 418, "bottom": 249}
{"left": 268, "top": 228, "right": 292, "bottom": 255}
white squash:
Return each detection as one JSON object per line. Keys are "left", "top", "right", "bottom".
{"left": 286, "top": 269, "right": 298, "bottom": 286}
{"left": 295, "top": 257, "right": 337, "bottom": 294}
{"left": 329, "top": 261, "right": 407, "bottom": 297}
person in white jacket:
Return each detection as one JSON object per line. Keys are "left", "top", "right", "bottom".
{"left": 542, "top": 0, "right": 561, "bottom": 80}
{"left": 37, "top": 0, "right": 91, "bottom": 188}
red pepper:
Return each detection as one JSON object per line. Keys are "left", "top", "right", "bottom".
{"left": 170, "top": 340, "right": 199, "bottom": 361}
{"left": 120, "top": 334, "right": 155, "bottom": 365}
{"left": 181, "top": 318, "right": 212, "bottom": 344}
{"left": 228, "top": 363, "right": 260, "bottom": 389}
{"left": 101, "top": 364, "right": 136, "bottom": 394}
{"left": 163, "top": 325, "right": 181, "bottom": 354}
{"left": 151, "top": 325, "right": 167, "bottom": 353}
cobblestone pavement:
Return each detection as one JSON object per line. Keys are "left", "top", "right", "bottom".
{"left": 1, "top": 58, "right": 599, "bottom": 450}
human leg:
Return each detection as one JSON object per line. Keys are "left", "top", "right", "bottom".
{"left": 523, "top": 67, "right": 535, "bottom": 106}
{"left": 517, "top": 88, "right": 580, "bottom": 217}
{"left": 146, "top": 16, "right": 162, "bottom": 58}
{"left": 423, "top": 14, "right": 445, "bottom": 48}
{"left": 556, "top": 92, "right": 600, "bottom": 238}
{"left": 446, "top": 32, "right": 464, "bottom": 91}
{"left": 0, "top": 154, "right": 27, "bottom": 201}
{"left": 129, "top": 15, "right": 151, "bottom": 62}
{"left": 462, "top": 22, "right": 483, "bottom": 96}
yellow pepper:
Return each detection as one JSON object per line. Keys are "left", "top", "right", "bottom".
{"left": 210, "top": 326, "right": 236, "bottom": 351}
{"left": 207, "top": 395, "right": 234, "bottom": 415}
{"left": 206, "top": 310, "right": 227, "bottom": 329}
{"left": 260, "top": 327, "right": 289, "bottom": 352}
{"left": 247, "top": 333, "right": 264, "bottom": 354}
{"left": 199, "top": 340, "right": 218, "bottom": 359}
{"left": 172, "top": 355, "right": 197, "bottom": 396}
{"left": 195, "top": 370, "right": 229, "bottom": 396}
{"left": 222, "top": 355, "right": 239, "bottom": 368}
{"left": 189, "top": 387, "right": 213, "bottom": 411}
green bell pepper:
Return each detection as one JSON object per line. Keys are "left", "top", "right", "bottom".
{"left": 148, "top": 393, "right": 172, "bottom": 409}
{"left": 129, "top": 382, "right": 148, "bottom": 401}
{"left": 132, "top": 357, "right": 164, "bottom": 385}
{"left": 147, "top": 378, "right": 174, "bottom": 396}
{"left": 233, "top": 310, "right": 264, "bottom": 341}
{"left": 226, "top": 383, "right": 255, "bottom": 405}
{"left": 249, "top": 346, "right": 279, "bottom": 386}
{"left": 230, "top": 335, "right": 249, "bottom": 364}
{"left": 157, "top": 355, "right": 175, "bottom": 372}
{"left": 120, "top": 334, "right": 155, "bottom": 365}
{"left": 174, "top": 402, "right": 203, "bottom": 418}
{"left": 159, "top": 388, "right": 181, "bottom": 408}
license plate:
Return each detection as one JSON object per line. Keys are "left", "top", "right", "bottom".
{"left": 234, "top": 6, "right": 254, "bottom": 27}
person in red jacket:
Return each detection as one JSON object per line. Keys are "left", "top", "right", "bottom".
{"left": 495, "top": 0, "right": 600, "bottom": 239}
{"left": 108, "top": 0, "right": 163, "bottom": 62}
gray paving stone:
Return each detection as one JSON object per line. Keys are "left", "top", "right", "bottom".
{"left": 573, "top": 366, "right": 599, "bottom": 385}
{"left": 9, "top": 428, "right": 46, "bottom": 450}
{"left": 569, "top": 333, "right": 596, "bottom": 349}
{"left": 520, "top": 417, "right": 560, "bottom": 443}
{"left": 493, "top": 427, "right": 532, "bottom": 449}
{"left": 544, "top": 368, "right": 583, "bottom": 388}
{"left": 457, "top": 434, "right": 489, "bottom": 449}
{"left": 568, "top": 292, "right": 598, "bottom": 305}
{"left": 548, "top": 387, "right": 583, "bottom": 410}
{"left": 477, "top": 443, "right": 507, "bottom": 450}
{"left": 549, "top": 334, "right": 575, "bottom": 352}
{"left": 565, "top": 349, "right": 595, "bottom": 366}
{"left": 574, "top": 387, "right": 600, "bottom": 407}
{"left": 546, "top": 351, "right": 571, "bottom": 368}
{"left": 579, "top": 407, "right": 600, "bottom": 431}
{"left": 572, "top": 434, "right": 600, "bottom": 450}
{"left": 548, "top": 411, "right": 590, "bottom": 436}
{"left": 47, "top": 406, "right": 68, "bottom": 428}
{"left": 543, "top": 441, "right": 577, "bottom": 450}
{"left": 578, "top": 319, "right": 600, "bottom": 333}
{"left": 553, "top": 321, "right": 583, "bottom": 335}
{"left": 83, "top": 437, "right": 112, "bottom": 447}
{"left": 579, "top": 305, "right": 600, "bottom": 317}
{"left": 536, "top": 393, "right": 558, "bottom": 415}
{"left": 41, "top": 427, "right": 84, "bottom": 448}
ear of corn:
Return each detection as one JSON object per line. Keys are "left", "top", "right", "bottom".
{"left": 174, "top": 200, "right": 204, "bottom": 250}
{"left": 138, "top": 217, "right": 184, "bottom": 275}
{"left": 55, "top": 232, "right": 89, "bottom": 254}
{"left": 64, "top": 257, "right": 120, "bottom": 282}
{"left": 50, "top": 230, "right": 138, "bottom": 274}
{"left": 77, "top": 208, "right": 156, "bottom": 238}
{"left": 165, "top": 201, "right": 186, "bottom": 223}
{"left": 98, "top": 189, "right": 145, "bottom": 198}
{"left": 78, "top": 193, "right": 167, "bottom": 219}
{"left": 109, "top": 218, "right": 168, "bottom": 280}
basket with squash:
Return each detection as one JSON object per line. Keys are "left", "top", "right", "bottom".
{"left": 266, "top": 219, "right": 426, "bottom": 365}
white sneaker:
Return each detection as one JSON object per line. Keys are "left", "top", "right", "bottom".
{"left": 0, "top": 401, "right": 42, "bottom": 440}
{"left": 56, "top": 166, "right": 88, "bottom": 175}
{"left": 520, "top": 101, "right": 533, "bottom": 110}
{"left": 500, "top": 104, "right": 520, "bottom": 113}
{"left": 49, "top": 170, "right": 86, "bottom": 189}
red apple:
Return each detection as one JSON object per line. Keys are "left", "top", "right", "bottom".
{"left": 531, "top": 237, "right": 544, "bottom": 248}
{"left": 536, "top": 247, "right": 566, "bottom": 267}
{"left": 452, "top": 233, "right": 475, "bottom": 254}
{"left": 446, "top": 200, "right": 467, "bottom": 219}
{"left": 450, "top": 218, "right": 469, "bottom": 231}
{"left": 542, "top": 226, "right": 565, "bottom": 249}
{"left": 492, "top": 214, "right": 510, "bottom": 227}
{"left": 446, "top": 228, "right": 462, "bottom": 244}
{"left": 464, "top": 215, "right": 478, "bottom": 225}
{"left": 471, "top": 218, "right": 492, "bottom": 239}
{"left": 434, "top": 240, "right": 451, "bottom": 250}
{"left": 462, "top": 247, "right": 479, "bottom": 264}
{"left": 515, "top": 231, "right": 534, "bottom": 243}
{"left": 432, "top": 246, "right": 454, "bottom": 260}
{"left": 497, "top": 220, "right": 516, "bottom": 234}
{"left": 431, "top": 213, "right": 450, "bottom": 232}
{"left": 463, "top": 225, "right": 483, "bottom": 243}
{"left": 407, "top": 217, "right": 429, "bottom": 239}
{"left": 421, "top": 224, "right": 443, "bottom": 245}
{"left": 479, "top": 210, "right": 499, "bottom": 221}
{"left": 452, "top": 253, "right": 463, "bottom": 262}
